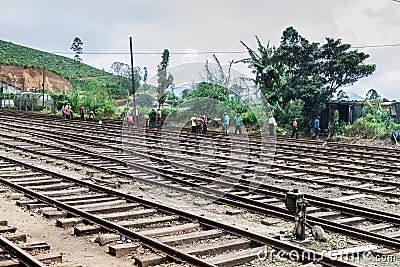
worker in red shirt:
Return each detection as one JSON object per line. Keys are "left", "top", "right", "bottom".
{"left": 195, "top": 115, "right": 204, "bottom": 134}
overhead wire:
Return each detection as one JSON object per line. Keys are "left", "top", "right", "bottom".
{"left": 352, "top": 43, "right": 400, "bottom": 48}
{"left": 50, "top": 42, "right": 400, "bottom": 56}
{"left": 50, "top": 51, "right": 248, "bottom": 55}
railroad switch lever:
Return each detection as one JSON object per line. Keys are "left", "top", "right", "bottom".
{"left": 285, "top": 189, "right": 327, "bottom": 242}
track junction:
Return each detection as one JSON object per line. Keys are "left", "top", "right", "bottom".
{"left": 0, "top": 110, "right": 399, "bottom": 267}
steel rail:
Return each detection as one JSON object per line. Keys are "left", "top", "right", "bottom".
{"left": 1, "top": 137, "right": 400, "bottom": 251}
{"left": 0, "top": 127, "right": 400, "bottom": 248}
{"left": 1, "top": 128, "right": 400, "bottom": 227}
{"left": 0, "top": 117, "right": 400, "bottom": 249}
{"left": 1, "top": 114, "right": 399, "bottom": 169}
{"left": 3, "top": 117, "right": 399, "bottom": 183}
{"left": 0, "top": 109, "right": 398, "bottom": 156}
{"left": 6, "top": 127, "right": 399, "bottom": 202}
{"left": 2, "top": 123, "right": 399, "bottom": 194}
{"left": 0, "top": 156, "right": 357, "bottom": 267}
{"left": 0, "top": 175, "right": 217, "bottom": 267}
{"left": 0, "top": 235, "right": 46, "bottom": 267}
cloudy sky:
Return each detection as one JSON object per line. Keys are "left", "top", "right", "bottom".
{"left": 1, "top": 0, "right": 400, "bottom": 99}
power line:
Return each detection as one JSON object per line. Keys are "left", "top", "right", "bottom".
{"left": 352, "top": 43, "right": 400, "bottom": 48}
{"left": 49, "top": 42, "right": 400, "bottom": 56}
{"left": 50, "top": 51, "right": 248, "bottom": 55}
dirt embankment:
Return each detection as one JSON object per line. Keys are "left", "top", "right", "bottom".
{"left": 0, "top": 64, "right": 72, "bottom": 92}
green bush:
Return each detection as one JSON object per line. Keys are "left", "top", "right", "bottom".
{"left": 160, "top": 107, "right": 173, "bottom": 121}
{"left": 0, "top": 93, "right": 14, "bottom": 99}
{"left": 95, "top": 102, "right": 117, "bottom": 118}
{"left": 241, "top": 110, "right": 257, "bottom": 125}
{"left": 272, "top": 100, "right": 306, "bottom": 134}
{"left": 389, "top": 122, "right": 400, "bottom": 131}
{"left": 344, "top": 117, "right": 388, "bottom": 139}
{"left": 3, "top": 104, "right": 16, "bottom": 110}
{"left": 328, "top": 110, "right": 345, "bottom": 137}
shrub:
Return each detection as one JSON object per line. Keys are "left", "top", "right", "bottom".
{"left": 95, "top": 101, "right": 117, "bottom": 118}
{"left": 328, "top": 110, "right": 344, "bottom": 137}
{"left": 241, "top": 110, "right": 257, "bottom": 125}
{"left": 344, "top": 117, "right": 388, "bottom": 139}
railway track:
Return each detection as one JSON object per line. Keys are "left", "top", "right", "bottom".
{"left": 0, "top": 154, "right": 358, "bottom": 267}
{"left": 1, "top": 113, "right": 399, "bottom": 204}
{"left": 0, "top": 220, "right": 67, "bottom": 267}
{"left": 3, "top": 114, "right": 399, "bottom": 201}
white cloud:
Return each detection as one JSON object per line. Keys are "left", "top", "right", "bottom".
{"left": 0, "top": 0, "right": 399, "bottom": 100}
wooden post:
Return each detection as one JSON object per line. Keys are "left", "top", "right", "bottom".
{"left": 129, "top": 37, "right": 137, "bottom": 125}
{"left": 42, "top": 68, "right": 45, "bottom": 110}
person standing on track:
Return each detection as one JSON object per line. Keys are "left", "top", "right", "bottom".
{"left": 195, "top": 115, "right": 204, "bottom": 134}
{"left": 268, "top": 113, "right": 277, "bottom": 136}
{"left": 291, "top": 118, "right": 299, "bottom": 139}
{"left": 201, "top": 113, "right": 208, "bottom": 135}
{"left": 308, "top": 116, "right": 315, "bottom": 138}
{"left": 127, "top": 114, "right": 134, "bottom": 127}
{"left": 235, "top": 113, "right": 243, "bottom": 134}
{"left": 150, "top": 108, "right": 157, "bottom": 128}
{"left": 157, "top": 109, "right": 162, "bottom": 126}
{"left": 223, "top": 113, "right": 230, "bottom": 135}
{"left": 191, "top": 114, "right": 197, "bottom": 133}
{"left": 65, "top": 103, "right": 71, "bottom": 120}
{"left": 61, "top": 104, "right": 66, "bottom": 119}
{"left": 89, "top": 111, "right": 95, "bottom": 120}
{"left": 142, "top": 114, "right": 149, "bottom": 127}
{"left": 79, "top": 105, "right": 85, "bottom": 120}
{"left": 314, "top": 116, "right": 321, "bottom": 140}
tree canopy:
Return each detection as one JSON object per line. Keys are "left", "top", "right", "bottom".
{"left": 109, "top": 62, "right": 141, "bottom": 98}
{"left": 241, "top": 27, "right": 376, "bottom": 118}
{"left": 157, "top": 49, "right": 174, "bottom": 108}
{"left": 70, "top": 37, "right": 83, "bottom": 63}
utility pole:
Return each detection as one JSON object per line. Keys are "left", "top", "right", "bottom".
{"left": 42, "top": 68, "right": 45, "bottom": 109}
{"left": 0, "top": 64, "right": 3, "bottom": 94}
{"left": 129, "top": 37, "right": 137, "bottom": 125}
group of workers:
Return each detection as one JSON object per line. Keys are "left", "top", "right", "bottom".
{"left": 125, "top": 108, "right": 161, "bottom": 128}
{"left": 128, "top": 108, "right": 245, "bottom": 136}
{"left": 124, "top": 106, "right": 322, "bottom": 140}
{"left": 288, "top": 116, "right": 321, "bottom": 139}
{"left": 190, "top": 113, "right": 208, "bottom": 134}
{"left": 189, "top": 112, "right": 244, "bottom": 136}
{"left": 61, "top": 103, "right": 94, "bottom": 120}
{"left": 269, "top": 114, "right": 321, "bottom": 139}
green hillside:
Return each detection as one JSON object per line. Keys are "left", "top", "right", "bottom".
{"left": 0, "top": 39, "right": 134, "bottom": 117}
{"left": 0, "top": 39, "right": 109, "bottom": 79}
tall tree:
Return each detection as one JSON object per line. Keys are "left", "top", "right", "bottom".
{"left": 202, "top": 54, "right": 233, "bottom": 88}
{"left": 143, "top": 66, "right": 148, "bottom": 91}
{"left": 109, "top": 62, "right": 141, "bottom": 98}
{"left": 0, "top": 64, "right": 3, "bottom": 93}
{"left": 241, "top": 27, "right": 376, "bottom": 117}
{"left": 335, "top": 89, "right": 349, "bottom": 101}
{"left": 365, "top": 88, "right": 380, "bottom": 101}
{"left": 70, "top": 37, "right": 83, "bottom": 63}
{"left": 157, "top": 49, "right": 173, "bottom": 108}
{"left": 110, "top": 62, "right": 130, "bottom": 91}
{"left": 240, "top": 37, "right": 286, "bottom": 107}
